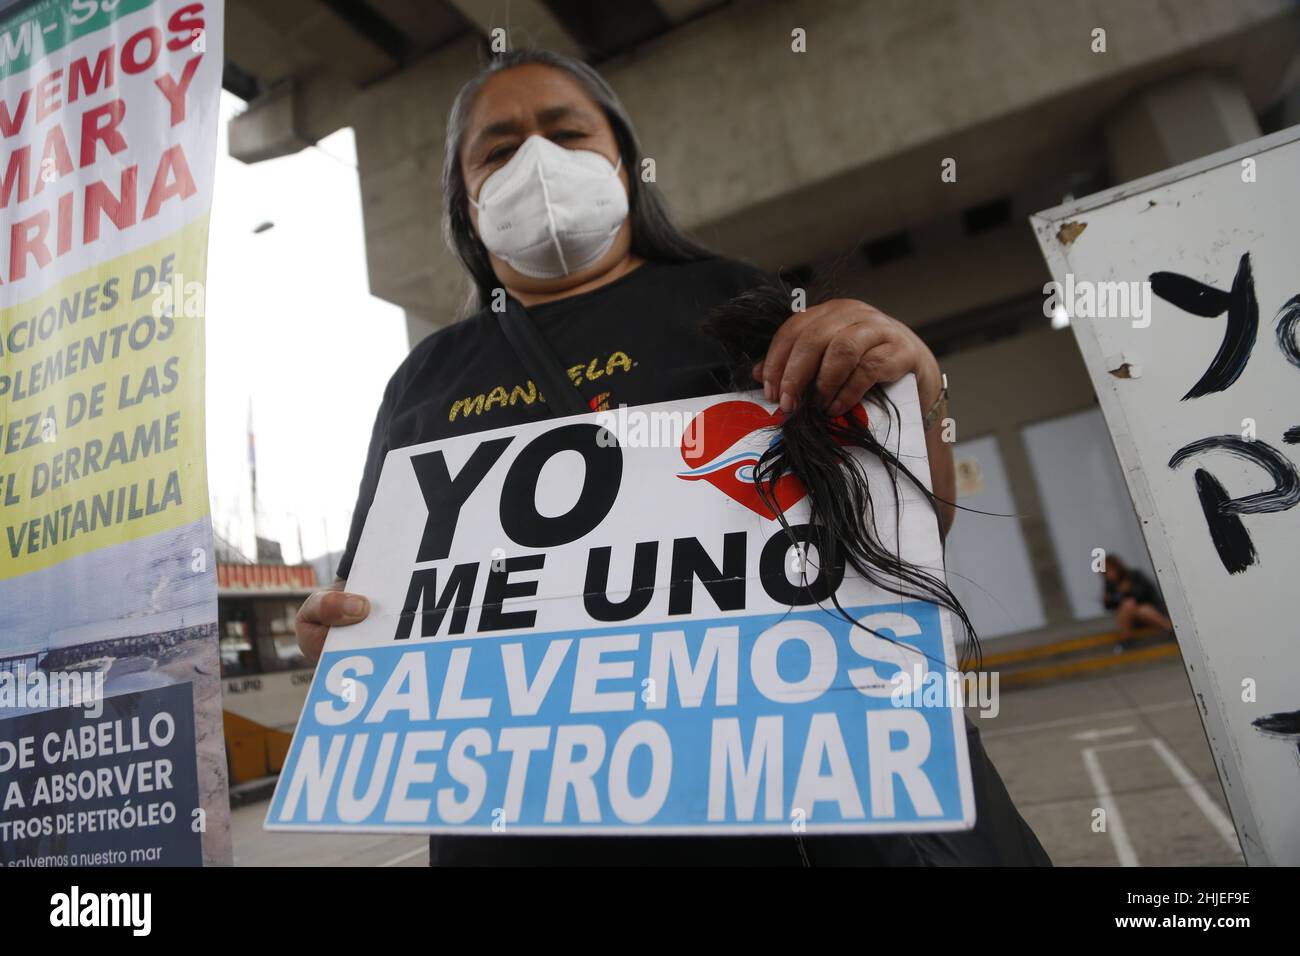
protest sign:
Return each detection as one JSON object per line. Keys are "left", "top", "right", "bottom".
{"left": 270, "top": 379, "right": 974, "bottom": 835}
{"left": 0, "top": 0, "right": 228, "bottom": 866}
{"left": 1032, "top": 126, "right": 1300, "bottom": 864}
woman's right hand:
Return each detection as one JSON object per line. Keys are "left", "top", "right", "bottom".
{"left": 296, "top": 577, "right": 371, "bottom": 662}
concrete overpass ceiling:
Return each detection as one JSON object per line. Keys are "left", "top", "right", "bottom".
{"left": 441, "top": 0, "right": 732, "bottom": 62}
{"left": 366, "top": 0, "right": 472, "bottom": 51}
{"left": 224, "top": 0, "right": 475, "bottom": 99}
{"left": 539, "top": 0, "right": 671, "bottom": 61}
{"left": 441, "top": 0, "right": 579, "bottom": 58}
{"left": 222, "top": 0, "right": 742, "bottom": 161}
{"left": 221, "top": 59, "right": 263, "bottom": 103}
{"left": 655, "top": 0, "right": 730, "bottom": 25}
{"left": 222, "top": 0, "right": 737, "bottom": 105}
{"left": 224, "top": 0, "right": 483, "bottom": 159}
{"left": 693, "top": 7, "right": 1298, "bottom": 279}
{"left": 225, "top": 0, "right": 392, "bottom": 89}
{"left": 218, "top": 0, "right": 1300, "bottom": 337}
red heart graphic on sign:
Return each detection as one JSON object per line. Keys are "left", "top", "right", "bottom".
{"left": 678, "top": 400, "right": 870, "bottom": 519}
{"left": 677, "top": 401, "right": 805, "bottom": 518}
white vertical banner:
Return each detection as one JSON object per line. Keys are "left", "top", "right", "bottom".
{"left": 0, "top": 0, "right": 229, "bottom": 866}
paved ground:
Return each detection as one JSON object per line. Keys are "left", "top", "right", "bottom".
{"left": 229, "top": 657, "right": 1242, "bottom": 867}
{"left": 977, "top": 657, "right": 1242, "bottom": 867}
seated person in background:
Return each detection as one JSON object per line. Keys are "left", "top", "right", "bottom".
{"left": 1103, "top": 555, "right": 1173, "bottom": 647}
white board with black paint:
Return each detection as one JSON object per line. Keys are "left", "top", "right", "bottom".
{"left": 1032, "top": 126, "right": 1300, "bottom": 865}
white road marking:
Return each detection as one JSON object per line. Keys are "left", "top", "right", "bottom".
{"left": 981, "top": 699, "right": 1185, "bottom": 739}
{"left": 1071, "top": 725, "right": 1136, "bottom": 742}
{"left": 1149, "top": 738, "right": 1241, "bottom": 852}
{"left": 1082, "top": 737, "right": 1242, "bottom": 866}
{"left": 1101, "top": 738, "right": 1240, "bottom": 853}
{"left": 1081, "top": 745, "right": 1139, "bottom": 866}
{"left": 379, "top": 844, "right": 429, "bottom": 867}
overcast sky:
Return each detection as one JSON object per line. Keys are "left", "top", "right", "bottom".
{"left": 205, "top": 92, "right": 409, "bottom": 566}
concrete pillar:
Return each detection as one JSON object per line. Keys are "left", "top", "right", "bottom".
{"left": 1104, "top": 73, "right": 1262, "bottom": 184}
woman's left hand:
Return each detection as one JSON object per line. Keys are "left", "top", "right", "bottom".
{"left": 752, "top": 298, "right": 942, "bottom": 417}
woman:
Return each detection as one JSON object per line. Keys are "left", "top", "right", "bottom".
{"left": 1103, "top": 555, "right": 1173, "bottom": 647}
{"left": 295, "top": 49, "right": 1042, "bottom": 865}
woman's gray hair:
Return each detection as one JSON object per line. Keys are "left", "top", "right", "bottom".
{"left": 440, "top": 48, "right": 713, "bottom": 316}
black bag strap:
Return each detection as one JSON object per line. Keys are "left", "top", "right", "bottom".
{"left": 496, "top": 297, "right": 590, "bottom": 417}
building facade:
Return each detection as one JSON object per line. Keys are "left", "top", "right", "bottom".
{"left": 222, "top": 0, "right": 1300, "bottom": 649}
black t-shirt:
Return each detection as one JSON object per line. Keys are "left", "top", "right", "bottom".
{"left": 337, "top": 256, "right": 769, "bottom": 579}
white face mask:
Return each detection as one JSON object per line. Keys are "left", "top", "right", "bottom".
{"left": 470, "top": 134, "right": 629, "bottom": 279}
